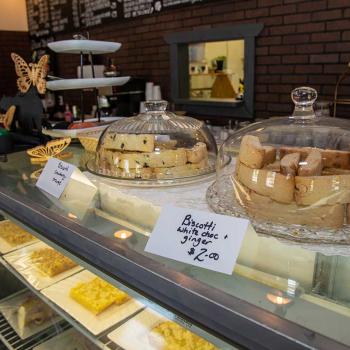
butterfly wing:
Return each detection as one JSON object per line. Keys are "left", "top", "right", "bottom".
{"left": 3, "top": 105, "right": 16, "bottom": 130}
{"left": 11, "top": 53, "right": 32, "bottom": 93}
{"left": 46, "top": 138, "right": 71, "bottom": 157}
{"left": 27, "top": 145, "right": 50, "bottom": 159}
{"left": 33, "top": 55, "right": 49, "bottom": 94}
{"left": 27, "top": 138, "right": 71, "bottom": 160}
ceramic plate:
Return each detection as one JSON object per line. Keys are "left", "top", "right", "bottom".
{"left": 48, "top": 40, "right": 121, "bottom": 54}
{"left": 4, "top": 241, "right": 83, "bottom": 290}
{"left": 46, "top": 77, "right": 130, "bottom": 91}
{"left": 0, "top": 220, "right": 38, "bottom": 255}
{"left": 41, "top": 270, "right": 144, "bottom": 336}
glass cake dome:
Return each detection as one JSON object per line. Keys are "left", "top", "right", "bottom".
{"left": 208, "top": 87, "right": 350, "bottom": 244}
{"left": 87, "top": 100, "right": 217, "bottom": 186}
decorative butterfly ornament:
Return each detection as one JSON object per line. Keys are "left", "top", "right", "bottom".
{"left": 27, "top": 137, "right": 72, "bottom": 163}
{"left": 0, "top": 105, "right": 16, "bottom": 130}
{"left": 11, "top": 53, "right": 49, "bottom": 94}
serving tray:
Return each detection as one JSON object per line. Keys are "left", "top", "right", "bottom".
{"left": 48, "top": 40, "right": 121, "bottom": 54}
{"left": 46, "top": 77, "right": 130, "bottom": 91}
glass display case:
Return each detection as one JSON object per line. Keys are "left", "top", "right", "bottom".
{"left": 0, "top": 142, "right": 349, "bottom": 350}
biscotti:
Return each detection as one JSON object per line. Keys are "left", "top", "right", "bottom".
{"left": 295, "top": 174, "right": 350, "bottom": 205}
{"left": 236, "top": 161, "right": 295, "bottom": 203}
{"left": 102, "top": 133, "right": 155, "bottom": 152}
{"left": 233, "top": 180, "right": 344, "bottom": 229}
{"left": 238, "top": 135, "right": 276, "bottom": 168}
{"left": 234, "top": 133, "right": 350, "bottom": 229}
{"left": 297, "top": 149, "right": 323, "bottom": 176}
{"left": 186, "top": 142, "right": 208, "bottom": 163}
{"left": 281, "top": 153, "right": 300, "bottom": 176}
{"left": 280, "top": 146, "right": 350, "bottom": 169}
{"left": 154, "top": 158, "right": 208, "bottom": 178}
{"left": 263, "top": 160, "right": 281, "bottom": 172}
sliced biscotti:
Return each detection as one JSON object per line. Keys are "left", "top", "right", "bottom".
{"left": 233, "top": 180, "right": 344, "bottom": 228}
{"left": 186, "top": 142, "right": 208, "bottom": 163}
{"left": 295, "top": 174, "right": 350, "bottom": 205}
{"left": 263, "top": 160, "right": 281, "bottom": 172}
{"left": 279, "top": 146, "right": 311, "bottom": 160}
{"left": 298, "top": 149, "right": 323, "bottom": 176}
{"left": 281, "top": 152, "right": 300, "bottom": 176}
{"left": 118, "top": 149, "right": 187, "bottom": 169}
{"left": 236, "top": 161, "right": 294, "bottom": 203}
{"left": 154, "top": 158, "right": 208, "bottom": 179}
{"left": 322, "top": 168, "right": 350, "bottom": 175}
{"left": 233, "top": 179, "right": 345, "bottom": 228}
{"left": 280, "top": 146, "right": 350, "bottom": 169}
{"left": 238, "top": 135, "right": 276, "bottom": 169}
{"left": 102, "top": 133, "right": 155, "bottom": 152}
{"left": 263, "top": 145, "right": 277, "bottom": 165}
{"left": 321, "top": 149, "right": 350, "bottom": 169}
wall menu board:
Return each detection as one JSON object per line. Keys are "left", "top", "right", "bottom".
{"left": 72, "top": 0, "right": 121, "bottom": 29}
{"left": 27, "top": 0, "right": 211, "bottom": 41}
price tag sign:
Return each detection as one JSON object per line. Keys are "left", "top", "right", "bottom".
{"left": 36, "top": 158, "right": 75, "bottom": 199}
{"left": 145, "top": 205, "right": 249, "bottom": 275}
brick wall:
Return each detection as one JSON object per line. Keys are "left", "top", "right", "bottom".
{"left": 0, "top": 31, "right": 31, "bottom": 98}
{"left": 52, "top": 0, "right": 350, "bottom": 119}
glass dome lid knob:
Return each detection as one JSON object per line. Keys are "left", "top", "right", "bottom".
{"left": 145, "top": 100, "right": 168, "bottom": 112}
{"left": 291, "top": 86, "right": 317, "bottom": 119}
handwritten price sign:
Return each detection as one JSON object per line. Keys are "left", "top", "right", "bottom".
{"left": 145, "top": 205, "right": 249, "bottom": 275}
{"left": 36, "top": 158, "right": 75, "bottom": 199}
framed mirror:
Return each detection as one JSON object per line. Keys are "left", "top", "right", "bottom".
{"left": 165, "top": 23, "right": 263, "bottom": 120}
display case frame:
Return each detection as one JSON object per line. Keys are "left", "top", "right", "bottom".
{"left": 0, "top": 148, "right": 349, "bottom": 350}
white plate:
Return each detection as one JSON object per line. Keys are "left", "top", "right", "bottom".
{"left": 41, "top": 270, "right": 144, "bottom": 336}
{"left": 43, "top": 117, "right": 123, "bottom": 139}
{"left": 0, "top": 220, "right": 38, "bottom": 255}
{"left": 4, "top": 241, "right": 83, "bottom": 290}
{"left": 43, "top": 124, "right": 108, "bottom": 139}
{"left": 33, "top": 328, "right": 99, "bottom": 350}
{"left": 108, "top": 308, "right": 232, "bottom": 350}
{"left": 46, "top": 77, "right": 130, "bottom": 91}
{"left": 0, "top": 291, "right": 61, "bottom": 340}
{"left": 107, "top": 308, "right": 166, "bottom": 350}
{"left": 48, "top": 40, "right": 121, "bottom": 54}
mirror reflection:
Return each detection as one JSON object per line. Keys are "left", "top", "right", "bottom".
{"left": 188, "top": 40, "right": 244, "bottom": 102}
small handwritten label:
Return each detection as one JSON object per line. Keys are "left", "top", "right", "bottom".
{"left": 36, "top": 158, "right": 75, "bottom": 198}
{"left": 145, "top": 205, "right": 249, "bottom": 275}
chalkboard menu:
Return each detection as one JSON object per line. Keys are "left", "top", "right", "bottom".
{"left": 27, "top": 0, "right": 212, "bottom": 45}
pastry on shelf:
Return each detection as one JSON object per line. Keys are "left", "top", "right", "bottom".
{"left": 149, "top": 320, "right": 217, "bottom": 350}
{"left": 69, "top": 277, "right": 130, "bottom": 315}
{"left": 30, "top": 248, "right": 77, "bottom": 277}
{"left": 0, "top": 220, "right": 35, "bottom": 246}
{"left": 17, "top": 296, "right": 55, "bottom": 334}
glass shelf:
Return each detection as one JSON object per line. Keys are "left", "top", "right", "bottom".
{"left": 0, "top": 146, "right": 349, "bottom": 349}
{"left": 0, "top": 211, "right": 236, "bottom": 350}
